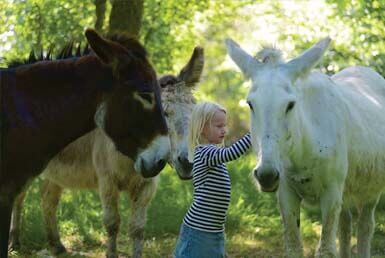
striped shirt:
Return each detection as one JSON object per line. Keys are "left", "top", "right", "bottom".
{"left": 183, "top": 133, "right": 251, "bottom": 232}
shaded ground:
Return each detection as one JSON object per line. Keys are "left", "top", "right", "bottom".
{"left": 9, "top": 229, "right": 385, "bottom": 258}
{"left": 8, "top": 158, "right": 385, "bottom": 258}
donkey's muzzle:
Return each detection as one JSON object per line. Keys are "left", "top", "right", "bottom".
{"left": 176, "top": 155, "right": 193, "bottom": 180}
{"left": 254, "top": 166, "right": 280, "bottom": 192}
{"left": 140, "top": 158, "right": 167, "bottom": 178}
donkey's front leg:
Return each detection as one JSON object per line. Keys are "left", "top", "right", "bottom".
{"left": 129, "top": 199, "right": 147, "bottom": 258}
{"left": 357, "top": 195, "right": 380, "bottom": 258}
{"left": 316, "top": 183, "right": 343, "bottom": 258}
{"left": 9, "top": 190, "right": 27, "bottom": 250}
{"left": 99, "top": 179, "right": 120, "bottom": 258}
{"left": 129, "top": 179, "right": 158, "bottom": 258}
{"left": 41, "top": 180, "right": 66, "bottom": 255}
{"left": 278, "top": 178, "right": 303, "bottom": 258}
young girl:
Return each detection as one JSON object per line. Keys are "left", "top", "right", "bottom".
{"left": 174, "top": 101, "right": 251, "bottom": 258}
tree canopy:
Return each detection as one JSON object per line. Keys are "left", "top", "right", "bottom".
{"left": 1, "top": 0, "right": 384, "bottom": 139}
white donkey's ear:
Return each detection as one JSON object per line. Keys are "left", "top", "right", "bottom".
{"left": 225, "top": 38, "right": 261, "bottom": 79}
{"left": 285, "top": 37, "right": 331, "bottom": 81}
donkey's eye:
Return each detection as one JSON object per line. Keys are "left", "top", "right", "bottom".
{"left": 285, "top": 101, "right": 296, "bottom": 114}
{"left": 138, "top": 93, "right": 153, "bottom": 103}
{"left": 247, "top": 101, "right": 254, "bottom": 111}
{"left": 133, "top": 92, "right": 155, "bottom": 109}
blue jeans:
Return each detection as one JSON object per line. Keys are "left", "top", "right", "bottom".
{"left": 174, "top": 223, "right": 225, "bottom": 258}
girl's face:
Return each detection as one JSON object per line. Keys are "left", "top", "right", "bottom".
{"left": 202, "top": 110, "right": 227, "bottom": 144}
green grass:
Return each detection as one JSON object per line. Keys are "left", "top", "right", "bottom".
{"left": 9, "top": 154, "right": 385, "bottom": 257}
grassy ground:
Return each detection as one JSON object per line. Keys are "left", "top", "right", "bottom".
{"left": 9, "top": 154, "right": 385, "bottom": 258}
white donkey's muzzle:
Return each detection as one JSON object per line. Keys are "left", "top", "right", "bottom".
{"left": 254, "top": 162, "right": 280, "bottom": 192}
{"left": 134, "top": 136, "right": 171, "bottom": 178}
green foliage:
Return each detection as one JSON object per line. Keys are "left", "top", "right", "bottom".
{"left": 141, "top": 0, "right": 209, "bottom": 73}
{"left": 0, "top": 0, "right": 95, "bottom": 66}
{"left": 326, "top": 0, "right": 385, "bottom": 76}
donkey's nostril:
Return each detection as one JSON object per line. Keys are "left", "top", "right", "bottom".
{"left": 255, "top": 167, "right": 279, "bottom": 188}
{"left": 274, "top": 173, "right": 280, "bottom": 181}
{"left": 178, "top": 155, "right": 193, "bottom": 169}
{"left": 178, "top": 156, "right": 188, "bottom": 164}
{"left": 157, "top": 159, "right": 166, "bottom": 169}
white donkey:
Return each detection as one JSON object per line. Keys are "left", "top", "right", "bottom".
{"left": 226, "top": 37, "right": 385, "bottom": 258}
{"left": 9, "top": 47, "right": 201, "bottom": 258}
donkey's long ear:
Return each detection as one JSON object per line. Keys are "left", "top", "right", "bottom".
{"left": 85, "top": 28, "right": 125, "bottom": 65}
{"left": 285, "top": 37, "right": 331, "bottom": 81}
{"left": 225, "top": 38, "right": 261, "bottom": 79}
{"left": 177, "top": 46, "right": 204, "bottom": 86}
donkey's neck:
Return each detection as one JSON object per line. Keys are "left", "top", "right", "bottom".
{"left": 3, "top": 56, "right": 112, "bottom": 167}
{"left": 10, "top": 56, "right": 111, "bottom": 125}
{"left": 15, "top": 55, "right": 113, "bottom": 92}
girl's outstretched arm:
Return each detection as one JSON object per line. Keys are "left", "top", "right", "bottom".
{"left": 200, "top": 133, "right": 251, "bottom": 166}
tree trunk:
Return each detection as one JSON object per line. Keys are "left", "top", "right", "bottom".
{"left": 94, "top": 0, "right": 107, "bottom": 32}
{"left": 108, "top": 0, "right": 143, "bottom": 38}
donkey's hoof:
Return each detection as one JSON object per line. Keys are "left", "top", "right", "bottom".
{"left": 51, "top": 243, "right": 67, "bottom": 255}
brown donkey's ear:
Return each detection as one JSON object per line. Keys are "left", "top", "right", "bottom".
{"left": 177, "top": 46, "right": 204, "bottom": 86}
{"left": 85, "top": 28, "right": 127, "bottom": 65}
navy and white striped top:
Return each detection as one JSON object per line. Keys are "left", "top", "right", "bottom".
{"left": 183, "top": 133, "right": 251, "bottom": 232}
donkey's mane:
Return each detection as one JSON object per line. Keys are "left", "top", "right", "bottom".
{"left": 7, "top": 43, "right": 91, "bottom": 68}
{"left": 254, "top": 45, "right": 284, "bottom": 65}
{"left": 7, "top": 33, "right": 147, "bottom": 68}
{"left": 160, "top": 75, "right": 196, "bottom": 105}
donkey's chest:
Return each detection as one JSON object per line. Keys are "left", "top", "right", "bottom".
{"left": 285, "top": 145, "right": 345, "bottom": 196}
{"left": 285, "top": 163, "right": 331, "bottom": 202}
{"left": 286, "top": 171, "right": 320, "bottom": 201}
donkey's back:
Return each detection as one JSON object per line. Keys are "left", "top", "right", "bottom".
{"left": 331, "top": 66, "right": 385, "bottom": 203}
{"left": 42, "top": 128, "right": 138, "bottom": 189}
{"left": 333, "top": 66, "right": 385, "bottom": 98}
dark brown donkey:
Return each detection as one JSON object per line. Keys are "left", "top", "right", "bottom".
{"left": 0, "top": 29, "right": 168, "bottom": 258}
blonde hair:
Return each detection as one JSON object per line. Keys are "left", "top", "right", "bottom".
{"left": 188, "top": 101, "right": 226, "bottom": 162}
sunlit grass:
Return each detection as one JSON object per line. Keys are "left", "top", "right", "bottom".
{"left": 9, "top": 155, "right": 385, "bottom": 257}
